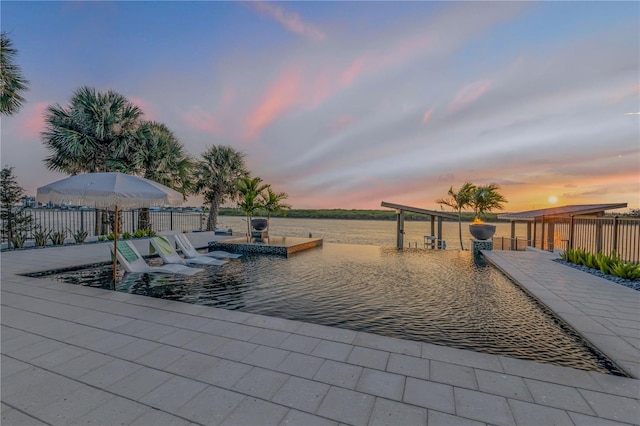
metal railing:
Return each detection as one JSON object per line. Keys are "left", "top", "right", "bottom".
{"left": 1, "top": 208, "right": 208, "bottom": 243}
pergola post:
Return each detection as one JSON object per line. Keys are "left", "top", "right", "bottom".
{"left": 510, "top": 221, "right": 516, "bottom": 250}
{"left": 396, "top": 209, "right": 405, "bottom": 249}
{"left": 526, "top": 222, "right": 532, "bottom": 248}
{"left": 437, "top": 217, "right": 443, "bottom": 248}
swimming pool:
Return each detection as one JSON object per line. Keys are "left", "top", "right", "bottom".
{"left": 48, "top": 243, "right": 623, "bottom": 375}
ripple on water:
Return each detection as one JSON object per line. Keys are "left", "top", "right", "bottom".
{"left": 49, "top": 243, "right": 626, "bottom": 375}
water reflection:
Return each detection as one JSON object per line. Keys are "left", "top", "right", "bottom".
{"left": 49, "top": 243, "right": 624, "bottom": 375}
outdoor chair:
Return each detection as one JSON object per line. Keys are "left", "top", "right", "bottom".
{"left": 109, "top": 240, "right": 202, "bottom": 276}
{"left": 174, "top": 232, "right": 242, "bottom": 260}
{"left": 150, "top": 236, "right": 228, "bottom": 266}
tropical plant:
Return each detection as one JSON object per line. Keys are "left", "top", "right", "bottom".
{"left": 611, "top": 261, "right": 640, "bottom": 281}
{"left": 0, "top": 32, "right": 29, "bottom": 116}
{"left": 469, "top": 184, "right": 507, "bottom": 220}
{"left": 436, "top": 182, "right": 476, "bottom": 250}
{"left": 237, "top": 177, "right": 270, "bottom": 239}
{"left": 122, "top": 231, "right": 132, "bottom": 240}
{"left": 98, "top": 236, "right": 106, "bottom": 242}
{"left": 71, "top": 229, "right": 88, "bottom": 244}
{"left": 561, "top": 248, "right": 639, "bottom": 281}
{"left": 195, "top": 145, "right": 248, "bottom": 231}
{"left": 1, "top": 166, "right": 32, "bottom": 249}
{"left": 10, "top": 232, "right": 26, "bottom": 249}
{"left": 260, "top": 187, "right": 291, "bottom": 231}
{"left": 41, "top": 86, "right": 146, "bottom": 235}
{"left": 33, "top": 226, "right": 51, "bottom": 247}
{"left": 50, "top": 230, "right": 66, "bottom": 245}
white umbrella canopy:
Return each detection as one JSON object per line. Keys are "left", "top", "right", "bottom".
{"left": 36, "top": 172, "right": 184, "bottom": 209}
{"left": 36, "top": 172, "right": 185, "bottom": 287}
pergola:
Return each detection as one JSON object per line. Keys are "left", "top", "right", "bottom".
{"left": 498, "top": 203, "right": 628, "bottom": 250}
{"left": 381, "top": 201, "right": 458, "bottom": 249}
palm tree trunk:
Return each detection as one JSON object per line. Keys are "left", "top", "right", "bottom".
{"left": 206, "top": 195, "right": 220, "bottom": 231}
{"left": 138, "top": 208, "right": 151, "bottom": 231}
{"left": 246, "top": 214, "right": 252, "bottom": 241}
{"left": 458, "top": 209, "right": 464, "bottom": 251}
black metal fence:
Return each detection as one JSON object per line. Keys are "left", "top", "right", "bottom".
{"left": 1, "top": 208, "right": 208, "bottom": 242}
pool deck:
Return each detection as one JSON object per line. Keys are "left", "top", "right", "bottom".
{"left": 2, "top": 233, "right": 639, "bottom": 425}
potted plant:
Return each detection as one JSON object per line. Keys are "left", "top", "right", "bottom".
{"left": 468, "top": 184, "right": 507, "bottom": 240}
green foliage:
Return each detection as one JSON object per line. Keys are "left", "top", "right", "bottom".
{"left": 50, "top": 230, "right": 66, "bottom": 245}
{"left": 562, "top": 247, "right": 639, "bottom": 281}
{"left": 148, "top": 230, "right": 156, "bottom": 237}
{"left": 1, "top": 166, "right": 33, "bottom": 248}
{"left": 611, "top": 261, "right": 640, "bottom": 280}
{"left": 470, "top": 184, "right": 507, "bottom": 219}
{"left": 133, "top": 229, "right": 147, "bottom": 238}
{"left": 1, "top": 32, "right": 30, "bottom": 116}
{"left": 98, "top": 236, "right": 106, "bottom": 242}
{"left": 10, "top": 231, "right": 26, "bottom": 248}
{"left": 71, "top": 229, "right": 88, "bottom": 244}
{"left": 33, "top": 227, "right": 51, "bottom": 247}
{"left": 121, "top": 231, "right": 132, "bottom": 240}
{"left": 106, "top": 233, "right": 115, "bottom": 241}
{"left": 236, "top": 176, "right": 269, "bottom": 237}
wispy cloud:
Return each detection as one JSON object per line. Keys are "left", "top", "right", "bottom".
{"left": 421, "top": 108, "right": 433, "bottom": 124}
{"left": 447, "top": 81, "right": 492, "bottom": 112}
{"left": 251, "top": 1, "right": 326, "bottom": 42}
{"left": 181, "top": 109, "right": 224, "bottom": 136}
{"left": 19, "top": 101, "right": 49, "bottom": 139}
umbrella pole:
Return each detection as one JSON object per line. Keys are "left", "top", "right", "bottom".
{"left": 112, "top": 205, "right": 119, "bottom": 290}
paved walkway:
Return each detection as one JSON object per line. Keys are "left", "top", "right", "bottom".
{"left": 2, "top": 234, "right": 639, "bottom": 425}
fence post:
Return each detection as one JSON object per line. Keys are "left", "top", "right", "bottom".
{"left": 612, "top": 216, "right": 618, "bottom": 254}
{"left": 170, "top": 211, "right": 174, "bottom": 231}
{"left": 568, "top": 215, "right": 574, "bottom": 250}
{"left": 596, "top": 218, "right": 603, "bottom": 253}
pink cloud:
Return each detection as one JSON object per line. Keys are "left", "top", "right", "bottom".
{"left": 421, "top": 108, "right": 433, "bottom": 123}
{"left": 608, "top": 83, "right": 640, "bottom": 103}
{"left": 19, "top": 101, "right": 49, "bottom": 139}
{"left": 328, "top": 115, "right": 357, "bottom": 134}
{"left": 244, "top": 67, "right": 303, "bottom": 140}
{"left": 448, "top": 80, "right": 492, "bottom": 112}
{"left": 251, "top": 1, "right": 326, "bottom": 42}
{"left": 181, "top": 110, "right": 224, "bottom": 136}
{"left": 340, "top": 57, "right": 366, "bottom": 87}
{"left": 129, "top": 97, "right": 156, "bottom": 121}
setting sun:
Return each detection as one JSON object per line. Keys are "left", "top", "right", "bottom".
{"left": 548, "top": 195, "right": 559, "bottom": 204}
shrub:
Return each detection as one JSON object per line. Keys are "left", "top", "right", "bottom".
{"left": 98, "top": 236, "right": 106, "bottom": 242}
{"left": 71, "top": 229, "right": 88, "bottom": 244}
{"left": 611, "top": 261, "right": 640, "bottom": 281}
{"left": 122, "top": 231, "right": 132, "bottom": 240}
{"left": 563, "top": 248, "right": 639, "bottom": 281}
{"left": 106, "top": 233, "right": 115, "bottom": 241}
{"left": 10, "top": 232, "right": 26, "bottom": 248}
{"left": 50, "top": 230, "right": 66, "bottom": 245}
{"left": 33, "top": 227, "right": 51, "bottom": 247}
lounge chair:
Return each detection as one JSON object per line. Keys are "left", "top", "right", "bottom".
{"left": 109, "top": 241, "right": 202, "bottom": 276}
{"left": 174, "top": 232, "right": 242, "bottom": 260}
{"left": 150, "top": 236, "right": 228, "bottom": 266}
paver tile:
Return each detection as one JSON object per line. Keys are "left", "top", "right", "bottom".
{"left": 316, "top": 386, "right": 376, "bottom": 426}
{"left": 50, "top": 351, "right": 112, "bottom": 378}
{"left": 164, "top": 351, "right": 220, "bottom": 378}
{"left": 354, "top": 332, "right": 421, "bottom": 357}
{"left": 211, "top": 339, "right": 258, "bottom": 361}
{"left": 524, "top": 378, "right": 595, "bottom": 415}
{"left": 421, "top": 342, "right": 503, "bottom": 372}
{"left": 355, "top": 368, "right": 405, "bottom": 401}
{"left": 281, "top": 410, "right": 338, "bottom": 426}
{"left": 130, "top": 408, "right": 191, "bottom": 426}
{"left": 587, "top": 372, "right": 640, "bottom": 399}
{"left": 242, "top": 345, "right": 290, "bottom": 369}
{"left": 1, "top": 355, "right": 34, "bottom": 378}
{"left": 428, "top": 410, "right": 487, "bottom": 425}
{"left": 136, "top": 345, "right": 191, "bottom": 369}
{"left": 276, "top": 352, "right": 325, "bottom": 379}
{"left": 30, "top": 385, "right": 112, "bottom": 425}
{"left": 220, "top": 397, "right": 289, "bottom": 426}
{"left": 221, "top": 323, "right": 262, "bottom": 341}
{"left": 311, "top": 340, "right": 353, "bottom": 362}
{"left": 0, "top": 406, "right": 48, "bottom": 425}
{"left": 431, "top": 360, "right": 477, "bottom": 389}
{"left": 182, "top": 333, "right": 230, "bottom": 354}
{"left": 106, "top": 366, "right": 173, "bottom": 400}
{"left": 197, "top": 359, "right": 253, "bottom": 388}
{"left": 139, "top": 375, "right": 208, "bottom": 412}
{"left": 156, "top": 328, "right": 202, "bottom": 347}
{"left": 232, "top": 367, "right": 289, "bottom": 399}
{"left": 296, "top": 323, "right": 358, "bottom": 344}
{"left": 508, "top": 399, "right": 574, "bottom": 426}
{"left": 368, "top": 397, "right": 427, "bottom": 426}
{"left": 454, "top": 387, "right": 515, "bottom": 426}
{"left": 347, "top": 346, "right": 389, "bottom": 370}
{"left": 79, "top": 357, "right": 142, "bottom": 388}
{"left": 279, "top": 334, "right": 322, "bottom": 354}
{"left": 176, "top": 386, "right": 245, "bottom": 425}
{"left": 474, "top": 369, "right": 533, "bottom": 402}
{"left": 107, "top": 338, "right": 163, "bottom": 361}
{"left": 403, "top": 377, "right": 454, "bottom": 413}
{"left": 74, "top": 395, "right": 149, "bottom": 425}
{"left": 272, "top": 376, "right": 331, "bottom": 413}
{"left": 248, "top": 328, "right": 291, "bottom": 347}
{"left": 578, "top": 388, "right": 640, "bottom": 424}
{"left": 386, "top": 353, "right": 429, "bottom": 380}
{"left": 314, "top": 359, "right": 363, "bottom": 389}
{"left": 568, "top": 411, "right": 637, "bottom": 426}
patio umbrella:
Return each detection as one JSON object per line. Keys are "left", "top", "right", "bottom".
{"left": 36, "top": 172, "right": 184, "bottom": 286}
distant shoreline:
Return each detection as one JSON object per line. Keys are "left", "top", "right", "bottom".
{"left": 218, "top": 208, "right": 506, "bottom": 222}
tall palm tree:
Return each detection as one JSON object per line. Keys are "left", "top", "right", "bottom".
{"left": 42, "top": 86, "right": 144, "bottom": 174}
{"left": 126, "top": 122, "right": 194, "bottom": 230}
{"left": 436, "top": 182, "right": 476, "bottom": 250}
{"left": 237, "top": 176, "right": 270, "bottom": 239}
{"left": 260, "top": 187, "right": 291, "bottom": 231}
{"left": 0, "top": 32, "right": 29, "bottom": 116}
{"left": 195, "top": 145, "right": 248, "bottom": 231}
{"left": 41, "top": 86, "right": 144, "bottom": 234}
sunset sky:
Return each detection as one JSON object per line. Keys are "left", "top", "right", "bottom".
{"left": 2, "top": 1, "right": 639, "bottom": 212}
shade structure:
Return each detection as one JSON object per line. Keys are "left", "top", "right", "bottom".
{"left": 36, "top": 172, "right": 185, "bottom": 287}
{"left": 36, "top": 172, "right": 184, "bottom": 209}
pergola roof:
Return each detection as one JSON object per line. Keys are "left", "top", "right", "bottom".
{"left": 498, "top": 203, "right": 628, "bottom": 222}
{"left": 381, "top": 201, "right": 458, "bottom": 220}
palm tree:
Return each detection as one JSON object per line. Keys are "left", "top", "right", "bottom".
{"left": 436, "top": 182, "right": 476, "bottom": 250}
{"left": 0, "top": 32, "right": 29, "bottom": 116}
{"left": 237, "top": 177, "right": 270, "bottom": 239}
{"left": 41, "top": 86, "right": 145, "bottom": 234}
{"left": 260, "top": 187, "right": 291, "bottom": 231}
{"left": 127, "top": 122, "right": 194, "bottom": 230}
{"left": 195, "top": 145, "right": 248, "bottom": 231}
{"left": 470, "top": 184, "right": 507, "bottom": 220}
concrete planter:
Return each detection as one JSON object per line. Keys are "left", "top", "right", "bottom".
{"left": 469, "top": 224, "right": 496, "bottom": 240}
{"left": 251, "top": 218, "right": 268, "bottom": 231}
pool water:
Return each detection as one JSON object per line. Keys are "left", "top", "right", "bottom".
{"left": 49, "top": 243, "right": 624, "bottom": 375}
